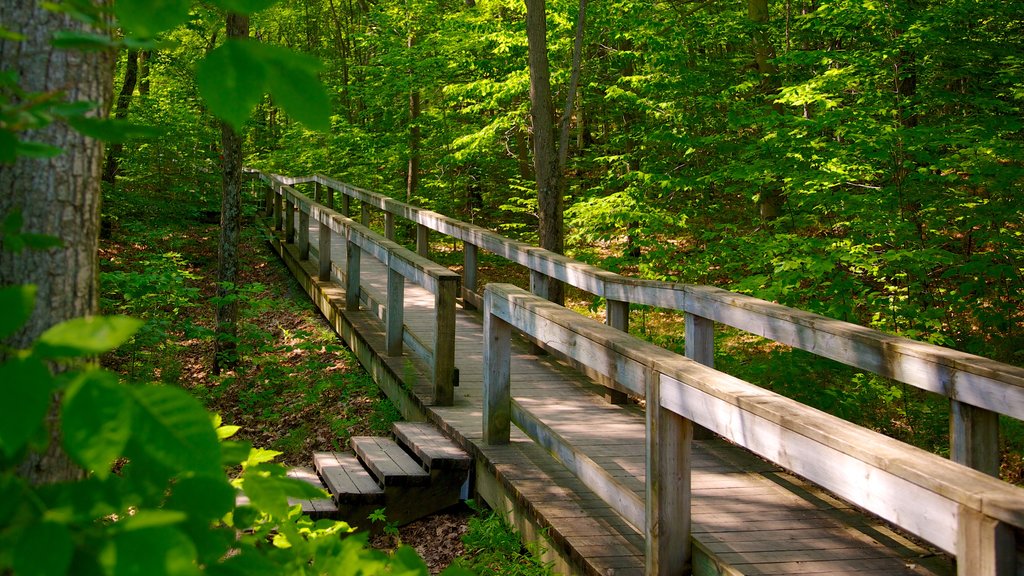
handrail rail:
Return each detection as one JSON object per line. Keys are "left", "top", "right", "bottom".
{"left": 255, "top": 171, "right": 460, "bottom": 405}
{"left": 482, "top": 282, "right": 1024, "bottom": 576}
{"left": 274, "top": 171, "right": 1023, "bottom": 475}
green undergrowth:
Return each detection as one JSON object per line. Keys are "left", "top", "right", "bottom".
{"left": 450, "top": 501, "right": 553, "bottom": 576}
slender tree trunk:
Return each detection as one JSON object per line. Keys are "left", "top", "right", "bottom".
{"left": 213, "top": 13, "right": 249, "bottom": 375}
{"left": 557, "top": 0, "right": 586, "bottom": 170}
{"left": 749, "top": 0, "right": 785, "bottom": 221}
{"left": 0, "top": 2, "right": 113, "bottom": 484}
{"left": 138, "top": 50, "right": 150, "bottom": 95}
{"left": 102, "top": 49, "right": 139, "bottom": 187}
{"left": 525, "top": 0, "right": 564, "bottom": 305}
{"left": 406, "top": 33, "right": 421, "bottom": 202}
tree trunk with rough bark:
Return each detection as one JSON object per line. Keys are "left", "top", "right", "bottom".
{"left": 213, "top": 13, "right": 249, "bottom": 375}
{"left": 0, "top": 2, "right": 113, "bottom": 485}
{"left": 102, "top": 49, "right": 139, "bottom": 187}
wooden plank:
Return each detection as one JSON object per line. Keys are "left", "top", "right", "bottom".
{"left": 345, "top": 231, "right": 361, "bottom": 311}
{"left": 463, "top": 242, "right": 478, "bottom": 311}
{"left": 286, "top": 466, "right": 338, "bottom": 517}
{"left": 386, "top": 265, "right": 404, "bottom": 356}
{"left": 950, "top": 399, "right": 1000, "bottom": 476}
{"left": 483, "top": 290, "right": 511, "bottom": 444}
{"left": 317, "top": 221, "right": 331, "bottom": 281}
{"left": 392, "top": 421, "right": 471, "bottom": 471}
{"left": 297, "top": 206, "right": 310, "bottom": 260}
{"left": 956, "top": 505, "right": 1016, "bottom": 576}
{"left": 313, "top": 451, "right": 384, "bottom": 505}
{"left": 433, "top": 275, "right": 458, "bottom": 406}
{"left": 350, "top": 436, "right": 429, "bottom": 487}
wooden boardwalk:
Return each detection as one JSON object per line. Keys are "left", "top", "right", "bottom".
{"left": 266, "top": 214, "right": 955, "bottom": 576}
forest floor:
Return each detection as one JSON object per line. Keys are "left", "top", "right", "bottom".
{"left": 97, "top": 199, "right": 537, "bottom": 573}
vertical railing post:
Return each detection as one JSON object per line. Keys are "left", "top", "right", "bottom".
{"left": 433, "top": 275, "right": 458, "bottom": 406}
{"left": 645, "top": 367, "right": 693, "bottom": 576}
{"left": 956, "top": 506, "right": 1015, "bottom": 575}
{"left": 950, "top": 401, "right": 1000, "bottom": 476}
{"left": 386, "top": 254, "right": 404, "bottom": 356}
{"left": 483, "top": 287, "right": 511, "bottom": 444}
{"left": 416, "top": 224, "right": 429, "bottom": 257}
{"left": 685, "top": 311, "right": 716, "bottom": 439}
{"left": 285, "top": 193, "right": 295, "bottom": 244}
{"left": 273, "top": 184, "right": 283, "bottom": 231}
{"left": 318, "top": 215, "right": 331, "bottom": 282}
{"left": 345, "top": 228, "right": 361, "bottom": 311}
{"left": 325, "top": 182, "right": 335, "bottom": 210}
{"left": 298, "top": 206, "right": 310, "bottom": 260}
{"left": 361, "top": 202, "right": 371, "bottom": 227}
{"left": 463, "top": 242, "right": 478, "bottom": 310}
{"left": 605, "top": 298, "right": 630, "bottom": 404}
{"left": 385, "top": 212, "right": 396, "bottom": 241}
{"left": 264, "top": 185, "right": 274, "bottom": 217}
{"left": 314, "top": 181, "right": 323, "bottom": 204}
{"left": 341, "top": 192, "right": 350, "bottom": 217}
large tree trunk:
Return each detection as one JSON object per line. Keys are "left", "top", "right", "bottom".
{"left": 0, "top": 3, "right": 114, "bottom": 484}
{"left": 213, "top": 13, "right": 249, "bottom": 375}
{"left": 525, "top": 0, "right": 564, "bottom": 305}
{"left": 102, "top": 49, "right": 139, "bottom": 187}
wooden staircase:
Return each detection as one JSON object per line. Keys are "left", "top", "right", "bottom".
{"left": 286, "top": 422, "right": 472, "bottom": 530}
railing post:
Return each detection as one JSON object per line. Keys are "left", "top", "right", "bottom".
{"left": 385, "top": 212, "right": 396, "bottom": 241}
{"left": 433, "top": 276, "right": 458, "bottom": 406}
{"left": 285, "top": 194, "right": 295, "bottom": 244}
{"left": 483, "top": 288, "right": 511, "bottom": 444}
{"left": 386, "top": 258, "right": 404, "bottom": 356}
{"left": 685, "top": 311, "right": 716, "bottom": 440}
{"left": 341, "top": 193, "right": 350, "bottom": 217}
{"left": 298, "top": 206, "right": 309, "bottom": 260}
{"left": 361, "top": 202, "right": 371, "bottom": 227}
{"left": 463, "top": 242, "right": 478, "bottom": 310}
{"left": 645, "top": 366, "right": 692, "bottom": 576}
{"left": 416, "top": 224, "right": 429, "bottom": 257}
{"left": 273, "top": 184, "right": 283, "bottom": 231}
{"left": 314, "top": 181, "right": 322, "bottom": 204}
{"left": 956, "top": 505, "right": 1015, "bottom": 575}
{"left": 264, "top": 185, "right": 274, "bottom": 217}
{"left": 317, "top": 216, "right": 331, "bottom": 281}
{"left": 605, "top": 299, "right": 630, "bottom": 404}
{"left": 950, "top": 401, "right": 1000, "bottom": 476}
{"left": 325, "top": 183, "right": 335, "bottom": 210}
{"left": 345, "top": 228, "right": 361, "bottom": 311}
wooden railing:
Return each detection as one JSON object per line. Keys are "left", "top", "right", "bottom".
{"left": 482, "top": 282, "right": 1024, "bottom": 576}
{"left": 263, "top": 172, "right": 1024, "bottom": 478}
{"left": 256, "top": 172, "right": 460, "bottom": 406}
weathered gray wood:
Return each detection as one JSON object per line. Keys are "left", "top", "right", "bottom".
{"left": 386, "top": 264, "right": 404, "bottom": 356}
{"left": 685, "top": 312, "right": 715, "bottom": 440}
{"left": 385, "top": 212, "right": 396, "bottom": 241}
{"left": 956, "top": 505, "right": 1016, "bottom": 576}
{"left": 314, "top": 180, "right": 322, "bottom": 203}
{"left": 416, "top": 223, "right": 429, "bottom": 257}
{"left": 346, "top": 230, "right": 361, "bottom": 311}
{"left": 318, "top": 220, "right": 331, "bottom": 281}
{"left": 313, "top": 451, "right": 384, "bottom": 504}
{"left": 273, "top": 184, "right": 283, "bottom": 230}
{"left": 264, "top": 185, "right": 274, "bottom": 217}
{"left": 950, "top": 400, "right": 1000, "bottom": 477}
{"left": 282, "top": 195, "right": 294, "bottom": 242}
{"left": 350, "top": 436, "right": 430, "bottom": 487}
{"left": 646, "top": 367, "right": 693, "bottom": 576}
{"left": 361, "top": 202, "right": 371, "bottom": 226}
{"left": 483, "top": 290, "right": 512, "bottom": 444}
{"left": 392, "top": 421, "right": 471, "bottom": 471}
{"left": 341, "top": 194, "right": 350, "bottom": 217}
{"left": 298, "top": 206, "right": 309, "bottom": 259}
{"left": 463, "top": 242, "right": 479, "bottom": 311}
{"left": 433, "top": 275, "right": 459, "bottom": 406}
{"left": 285, "top": 466, "right": 337, "bottom": 518}
{"left": 605, "top": 299, "right": 630, "bottom": 404}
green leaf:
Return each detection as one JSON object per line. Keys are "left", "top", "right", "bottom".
{"left": 14, "top": 522, "right": 73, "bottom": 576}
{"left": 0, "top": 130, "right": 17, "bottom": 164}
{"left": 165, "top": 475, "right": 236, "bottom": 521}
{"left": 0, "top": 357, "right": 54, "bottom": 458}
{"left": 61, "top": 370, "right": 132, "bottom": 478}
{"left": 35, "top": 315, "right": 143, "bottom": 358}
{"left": 120, "top": 509, "right": 188, "bottom": 531}
{"left": 100, "top": 527, "right": 199, "bottom": 576}
{"left": 16, "top": 140, "right": 63, "bottom": 159}
{"left": 67, "top": 117, "right": 163, "bottom": 142}
{"left": 249, "top": 43, "right": 330, "bottom": 132}
{"left": 195, "top": 40, "right": 267, "bottom": 132}
{"left": 241, "top": 465, "right": 325, "bottom": 518}
{"left": 221, "top": 439, "right": 253, "bottom": 466}
{"left": 114, "top": 0, "right": 191, "bottom": 38}
{"left": 51, "top": 31, "right": 116, "bottom": 50}
{"left": 392, "top": 545, "right": 429, "bottom": 574}
{"left": 128, "top": 386, "right": 222, "bottom": 477}
{"left": 216, "top": 423, "right": 241, "bottom": 440}
{"left": 0, "top": 284, "right": 36, "bottom": 340}
{"left": 208, "top": 0, "right": 281, "bottom": 12}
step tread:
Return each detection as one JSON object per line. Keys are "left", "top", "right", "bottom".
{"left": 313, "top": 451, "right": 384, "bottom": 504}
{"left": 351, "top": 436, "right": 430, "bottom": 487}
{"left": 286, "top": 466, "right": 339, "bottom": 516}
{"left": 393, "top": 422, "right": 471, "bottom": 472}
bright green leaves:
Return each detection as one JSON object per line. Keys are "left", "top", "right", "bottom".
{"left": 99, "top": 526, "right": 200, "bottom": 576}
{"left": 13, "top": 522, "right": 73, "bottom": 576}
{"left": 196, "top": 40, "right": 330, "bottom": 132}
{"left": 128, "top": 386, "right": 223, "bottom": 477}
{"left": 209, "top": 0, "right": 281, "bottom": 12}
{"left": 114, "top": 0, "right": 192, "bottom": 38}
{"left": 240, "top": 464, "right": 325, "bottom": 519}
{"left": 62, "top": 371, "right": 132, "bottom": 479}
{"left": 0, "top": 284, "right": 35, "bottom": 339}
{"left": 35, "top": 315, "right": 143, "bottom": 359}
{"left": 0, "top": 357, "right": 54, "bottom": 458}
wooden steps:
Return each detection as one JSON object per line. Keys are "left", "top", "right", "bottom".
{"left": 294, "top": 421, "right": 471, "bottom": 530}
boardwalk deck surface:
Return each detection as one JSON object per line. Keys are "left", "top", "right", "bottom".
{"left": 273, "top": 214, "right": 954, "bottom": 576}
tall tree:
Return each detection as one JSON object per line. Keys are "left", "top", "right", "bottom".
{"left": 213, "top": 12, "right": 249, "bottom": 374}
{"left": 0, "top": 2, "right": 114, "bottom": 483}
{"left": 102, "top": 49, "right": 139, "bottom": 187}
